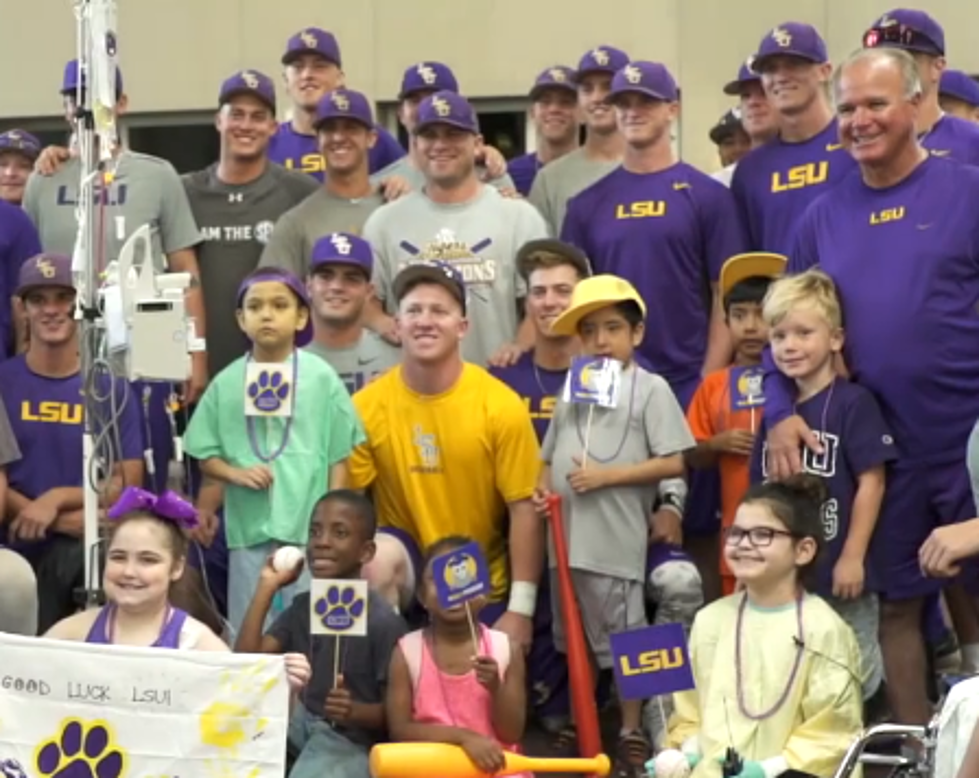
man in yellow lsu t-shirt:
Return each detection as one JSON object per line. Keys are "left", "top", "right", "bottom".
{"left": 350, "top": 261, "right": 542, "bottom": 650}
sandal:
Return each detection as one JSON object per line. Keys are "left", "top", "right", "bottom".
{"left": 550, "top": 725, "right": 579, "bottom": 758}
{"left": 615, "top": 729, "right": 652, "bottom": 778}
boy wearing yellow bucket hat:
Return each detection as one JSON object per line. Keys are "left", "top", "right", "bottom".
{"left": 536, "top": 274, "right": 698, "bottom": 763}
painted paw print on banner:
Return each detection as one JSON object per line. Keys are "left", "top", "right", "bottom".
{"left": 0, "top": 759, "right": 28, "bottom": 778}
{"left": 198, "top": 661, "right": 278, "bottom": 757}
{"left": 33, "top": 718, "right": 127, "bottom": 778}
{"left": 314, "top": 584, "right": 365, "bottom": 632}
{"left": 247, "top": 370, "right": 290, "bottom": 413}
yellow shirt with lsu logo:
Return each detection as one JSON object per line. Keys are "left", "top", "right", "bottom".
{"left": 350, "top": 363, "right": 540, "bottom": 600}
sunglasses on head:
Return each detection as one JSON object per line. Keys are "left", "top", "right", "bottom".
{"left": 863, "top": 25, "right": 939, "bottom": 54}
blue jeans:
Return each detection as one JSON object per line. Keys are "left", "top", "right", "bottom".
{"left": 288, "top": 706, "right": 370, "bottom": 778}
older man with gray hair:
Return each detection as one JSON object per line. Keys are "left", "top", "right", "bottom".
{"left": 763, "top": 45, "right": 979, "bottom": 728}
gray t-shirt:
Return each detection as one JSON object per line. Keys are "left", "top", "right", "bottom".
{"left": 968, "top": 417, "right": 979, "bottom": 511}
{"left": 305, "top": 331, "right": 400, "bottom": 395}
{"left": 370, "top": 156, "right": 515, "bottom": 193}
{"left": 541, "top": 364, "right": 696, "bottom": 581}
{"left": 267, "top": 589, "right": 406, "bottom": 747}
{"left": 0, "top": 400, "right": 21, "bottom": 467}
{"left": 182, "top": 162, "right": 318, "bottom": 377}
{"left": 258, "top": 189, "right": 384, "bottom": 278}
{"left": 362, "top": 186, "right": 548, "bottom": 366}
{"left": 528, "top": 148, "right": 620, "bottom": 236}
{"left": 22, "top": 152, "right": 201, "bottom": 272}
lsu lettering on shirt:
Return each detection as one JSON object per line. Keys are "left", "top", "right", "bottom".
{"left": 731, "top": 121, "right": 857, "bottom": 255}
{"left": 561, "top": 163, "right": 747, "bottom": 388}
{"left": 0, "top": 356, "right": 142, "bottom": 502}
{"left": 490, "top": 351, "right": 565, "bottom": 442}
{"left": 921, "top": 114, "right": 979, "bottom": 166}
{"left": 348, "top": 364, "right": 540, "bottom": 600}
{"left": 268, "top": 122, "right": 406, "bottom": 181}
{"left": 751, "top": 379, "right": 895, "bottom": 595}
{"left": 782, "top": 156, "right": 979, "bottom": 462}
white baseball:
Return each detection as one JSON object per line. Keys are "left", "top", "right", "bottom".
{"left": 272, "top": 546, "right": 304, "bottom": 573}
{"left": 652, "top": 749, "right": 691, "bottom": 778}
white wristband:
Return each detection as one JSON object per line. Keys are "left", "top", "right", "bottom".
{"left": 507, "top": 581, "right": 538, "bottom": 617}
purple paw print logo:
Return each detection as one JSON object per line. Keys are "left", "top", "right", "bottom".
{"left": 34, "top": 718, "right": 127, "bottom": 778}
{"left": 247, "top": 369, "right": 290, "bottom": 413}
{"left": 0, "top": 758, "right": 28, "bottom": 778}
{"left": 314, "top": 584, "right": 365, "bottom": 632}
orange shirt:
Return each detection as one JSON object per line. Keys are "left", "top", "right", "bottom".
{"left": 686, "top": 367, "right": 764, "bottom": 579}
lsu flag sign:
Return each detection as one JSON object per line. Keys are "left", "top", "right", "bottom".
{"left": 431, "top": 541, "right": 490, "bottom": 610}
{"left": 729, "top": 365, "right": 765, "bottom": 410}
{"left": 563, "top": 356, "right": 622, "bottom": 408}
{"left": 0, "top": 633, "right": 288, "bottom": 778}
{"left": 610, "top": 623, "right": 695, "bottom": 701}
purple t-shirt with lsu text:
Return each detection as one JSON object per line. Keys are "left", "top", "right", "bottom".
{"left": 750, "top": 380, "right": 896, "bottom": 595}
{"left": 0, "top": 356, "right": 143, "bottom": 548}
{"left": 507, "top": 153, "right": 540, "bottom": 197}
{"left": 267, "top": 122, "right": 405, "bottom": 181}
{"left": 731, "top": 121, "right": 857, "bottom": 255}
{"left": 923, "top": 114, "right": 979, "bottom": 166}
{"left": 764, "top": 156, "right": 979, "bottom": 464}
{"left": 491, "top": 351, "right": 566, "bottom": 442}
{"left": 0, "top": 201, "right": 42, "bottom": 361}
{"left": 561, "top": 162, "right": 748, "bottom": 388}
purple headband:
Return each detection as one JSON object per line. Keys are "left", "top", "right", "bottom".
{"left": 236, "top": 268, "right": 314, "bottom": 348}
{"left": 107, "top": 487, "right": 199, "bottom": 530}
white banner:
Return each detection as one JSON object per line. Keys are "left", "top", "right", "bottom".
{"left": 0, "top": 633, "right": 288, "bottom": 778}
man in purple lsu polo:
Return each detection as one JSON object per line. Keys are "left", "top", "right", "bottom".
{"left": 732, "top": 23, "right": 855, "bottom": 255}
{"left": 862, "top": 9, "right": 979, "bottom": 164}
{"left": 763, "top": 47, "right": 979, "bottom": 726}
{"left": 268, "top": 27, "right": 404, "bottom": 179}
{"left": 0, "top": 254, "right": 143, "bottom": 632}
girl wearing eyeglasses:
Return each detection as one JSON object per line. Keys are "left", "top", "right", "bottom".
{"left": 659, "top": 474, "right": 863, "bottom": 778}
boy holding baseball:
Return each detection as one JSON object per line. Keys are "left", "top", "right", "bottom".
{"left": 535, "top": 275, "right": 696, "bottom": 768}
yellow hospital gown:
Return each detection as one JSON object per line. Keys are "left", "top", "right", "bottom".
{"left": 668, "top": 593, "right": 863, "bottom": 778}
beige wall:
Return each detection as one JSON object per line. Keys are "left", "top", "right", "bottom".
{"left": 1, "top": 0, "right": 976, "bottom": 173}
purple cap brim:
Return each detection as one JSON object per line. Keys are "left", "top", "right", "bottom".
{"left": 237, "top": 269, "right": 314, "bottom": 348}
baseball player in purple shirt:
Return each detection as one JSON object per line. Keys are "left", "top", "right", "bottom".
{"left": 712, "top": 58, "right": 778, "bottom": 187}
{"left": 0, "top": 199, "right": 41, "bottom": 361}
{"left": 763, "top": 47, "right": 979, "bottom": 726}
{"left": 507, "top": 66, "right": 580, "bottom": 196}
{"left": 0, "top": 254, "right": 144, "bottom": 632}
{"left": 939, "top": 70, "right": 979, "bottom": 123}
{"left": 268, "top": 27, "right": 405, "bottom": 179}
{"left": 0, "top": 130, "right": 41, "bottom": 205}
{"left": 731, "top": 23, "right": 856, "bottom": 255}
{"left": 862, "top": 9, "right": 979, "bottom": 164}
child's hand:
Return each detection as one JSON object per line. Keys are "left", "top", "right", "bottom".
{"left": 712, "top": 429, "right": 755, "bottom": 457}
{"left": 567, "top": 456, "right": 610, "bottom": 494}
{"left": 832, "top": 555, "right": 865, "bottom": 600}
{"left": 648, "top": 509, "right": 682, "bottom": 546}
{"left": 532, "top": 488, "right": 552, "bottom": 518}
{"left": 259, "top": 553, "right": 304, "bottom": 590}
{"left": 230, "top": 465, "right": 274, "bottom": 490}
{"left": 283, "top": 652, "right": 311, "bottom": 693}
{"left": 325, "top": 674, "right": 354, "bottom": 722}
{"left": 190, "top": 509, "right": 220, "bottom": 547}
{"left": 460, "top": 732, "right": 506, "bottom": 774}
{"left": 473, "top": 655, "right": 501, "bottom": 693}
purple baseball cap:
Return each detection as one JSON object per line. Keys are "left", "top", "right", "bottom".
{"left": 939, "top": 70, "right": 979, "bottom": 108}
{"left": 753, "top": 23, "right": 828, "bottom": 71}
{"left": 0, "top": 130, "right": 42, "bottom": 161}
{"left": 218, "top": 70, "right": 276, "bottom": 112}
{"left": 61, "top": 59, "right": 124, "bottom": 96}
{"left": 282, "top": 27, "right": 342, "bottom": 67}
{"left": 415, "top": 91, "right": 479, "bottom": 134}
{"left": 863, "top": 9, "right": 945, "bottom": 56}
{"left": 236, "top": 267, "right": 314, "bottom": 348}
{"left": 723, "top": 55, "right": 762, "bottom": 95}
{"left": 609, "top": 61, "right": 679, "bottom": 103}
{"left": 529, "top": 65, "right": 577, "bottom": 100}
{"left": 392, "top": 261, "right": 467, "bottom": 315}
{"left": 575, "top": 46, "right": 630, "bottom": 81}
{"left": 310, "top": 232, "right": 373, "bottom": 277}
{"left": 17, "top": 254, "right": 75, "bottom": 297}
{"left": 314, "top": 88, "right": 374, "bottom": 129}
{"left": 399, "top": 62, "right": 459, "bottom": 100}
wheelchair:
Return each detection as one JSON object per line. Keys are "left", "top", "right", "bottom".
{"left": 832, "top": 675, "right": 979, "bottom": 778}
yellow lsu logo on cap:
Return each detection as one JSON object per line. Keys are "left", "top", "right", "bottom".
{"left": 548, "top": 68, "right": 567, "bottom": 82}
{"left": 771, "top": 27, "right": 793, "bottom": 47}
{"left": 37, "top": 258, "right": 56, "bottom": 278}
{"left": 590, "top": 48, "right": 610, "bottom": 66}
{"left": 417, "top": 64, "right": 437, "bottom": 84}
{"left": 240, "top": 71, "right": 259, "bottom": 89}
{"left": 331, "top": 92, "right": 349, "bottom": 111}
{"left": 300, "top": 30, "right": 318, "bottom": 48}
{"left": 432, "top": 96, "right": 451, "bottom": 117}
{"left": 623, "top": 64, "right": 642, "bottom": 84}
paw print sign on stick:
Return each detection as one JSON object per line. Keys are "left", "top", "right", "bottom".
{"left": 244, "top": 362, "right": 294, "bottom": 418}
{"left": 310, "top": 580, "right": 369, "bottom": 637}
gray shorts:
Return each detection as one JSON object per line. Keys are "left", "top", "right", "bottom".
{"left": 550, "top": 568, "right": 647, "bottom": 669}
{"left": 825, "top": 592, "right": 883, "bottom": 701}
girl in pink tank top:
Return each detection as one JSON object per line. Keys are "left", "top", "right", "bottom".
{"left": 386, "top": 537, "right": 531, "bottom": 778}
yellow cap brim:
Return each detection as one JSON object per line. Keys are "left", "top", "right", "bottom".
{"left": 550, "top": 295, "right": 647, "bottom": 337}
{"left": 719, "top": 252, "right": 787, "bottom": 297}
